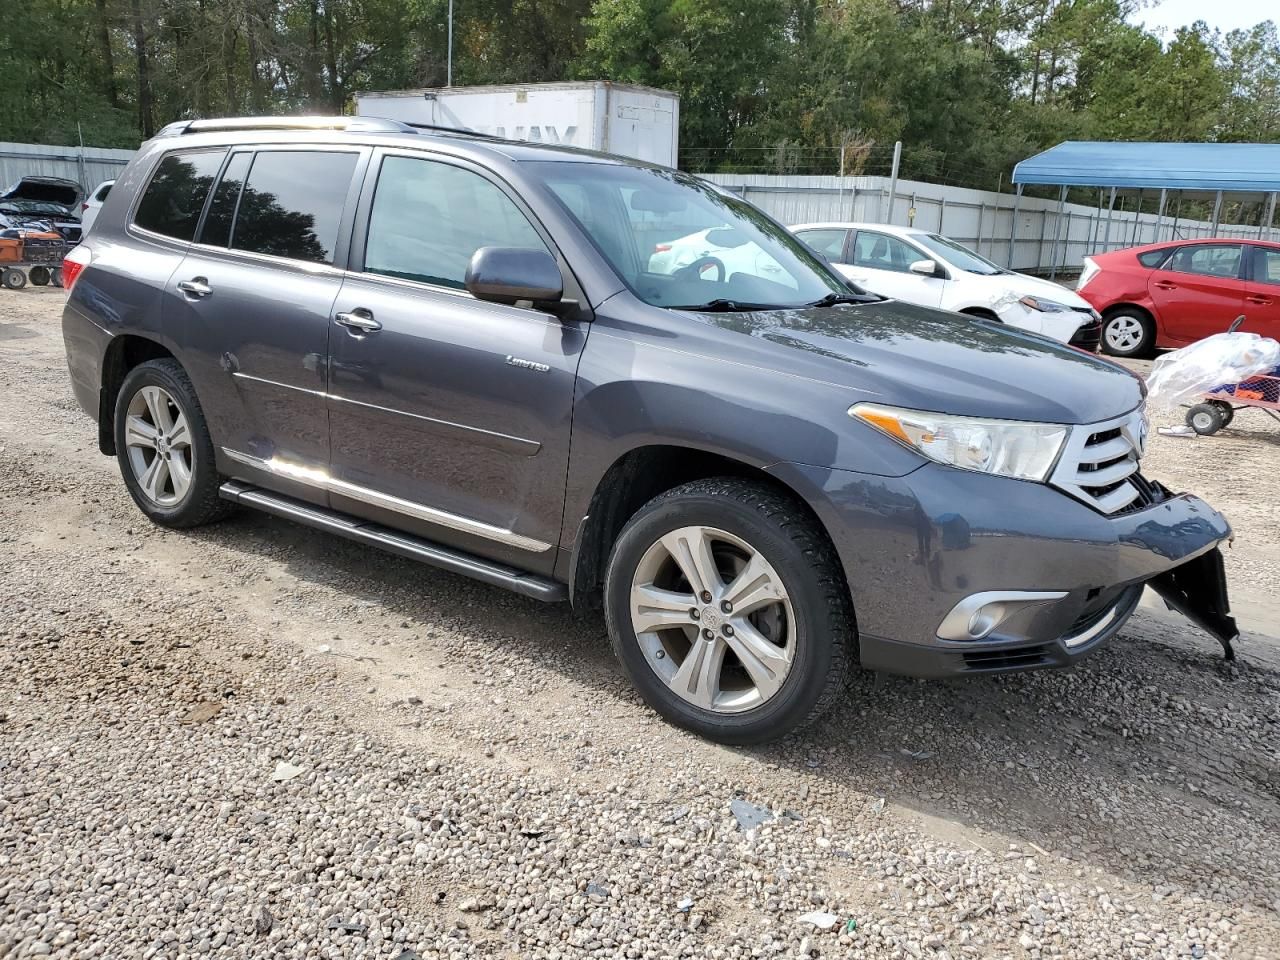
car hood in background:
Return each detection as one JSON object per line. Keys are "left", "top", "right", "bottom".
{"left": 692, "top": 299, "right": 1142, "bottom": 425}
{"left": 964, "top": 269, "right": 1094, "bottom": 310}
{"left": 0, "top": 176, "right": 83, "bottom": 209}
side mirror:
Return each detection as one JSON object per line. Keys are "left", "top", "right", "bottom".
{"left": 909, "top": 259, "right": 940, "bottom": 277}
{"left": 465, "top": 247, "right": 563, "bottom": 306}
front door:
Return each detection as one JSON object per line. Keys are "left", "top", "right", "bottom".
{"left": 1242, "top": 244, "right": 1280, "bottom": 338}
{"left": 325, "top": 151, "right": 587, "bottom": 573}
{"left": 1148, "top": 243, "right": 1247, "bottom": 344}
{"left": 172, "top": 147, "right": 366, "bottom": 504}
{"left": 843, "top": 230, "right": 945, "bottom": 307}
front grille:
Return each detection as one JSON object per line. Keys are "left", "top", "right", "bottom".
{"left": 1049, "top": 409, "right": 1149, "bottom": 514}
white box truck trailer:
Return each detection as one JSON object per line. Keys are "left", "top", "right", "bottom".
{"left": 354, "top": 81, "right": 680, "bottom": 167}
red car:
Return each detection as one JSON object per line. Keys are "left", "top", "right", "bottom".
{"left": 1077, "top": 238, "right": 1280, "bottom": 357}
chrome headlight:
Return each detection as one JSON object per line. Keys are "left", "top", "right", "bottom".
{"left": 850, "top": 403, "right": 1068, "bottom": 482}
{"left": 1018, "top": 295, "right": 1074, "bottom": 313}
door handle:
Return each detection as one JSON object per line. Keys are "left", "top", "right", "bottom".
{"left": 335, "top": 309, "right": 381, "bottom": 334}
{"left": 1246, "top": 295, "right": 1272, "bottom": 305}
{"left": 1153, "top": 280, "right": 1177, "bottom": 290}
{"left": 177, "top": 277, "right": 212, "bottom": 298}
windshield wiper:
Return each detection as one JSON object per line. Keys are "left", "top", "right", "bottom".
{"left": 807, "top": 292, "right": 877, "bottom": 307}
{"left": 672, "top": 299, "right": 788, "bottom": 312}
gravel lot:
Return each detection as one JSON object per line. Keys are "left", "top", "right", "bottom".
{"left": 2, "top": 286, "right": 1278, "bottom": 959}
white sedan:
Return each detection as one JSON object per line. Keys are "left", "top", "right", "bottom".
{"left": 791, "top": 222, "right": 1101, "bottom": 348}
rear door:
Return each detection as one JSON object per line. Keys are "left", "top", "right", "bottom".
{"left": 325, "top": 150, "right": 587, "bottom": 573}
{"left": 1147, "top": 243, "right": 1247, "bottom": 344}
{"left": 169, "top": 146, "right": 367, "bottom": 505}
{"left": 845, "top": 230, "right": 944, "bottom": 306}
{"left": 1242, "top": 244, "right": 1280, "bottom": 338}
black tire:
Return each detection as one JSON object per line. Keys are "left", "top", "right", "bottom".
{"left": 1186, "top": 403, "right": 1224, "bottom": 436}
{"left": 50, "top": 267, "right": 64, "bottom": 288}
{"left": 1101, "top": 308, "right": 1155, "bottom": 358}
{"left": 604, "top": 477, "right": 853, "bottom": 745}
{"left": 1208, "top": 400, "right": 1234, "bottom": 427}
{"left": 2, "top": 268, "right": 27, "bottom": 290}
{"left": 28, "top": 265, "right": 50, "bottom": 286}
{"left": 113, "top": 358, "right": 233, "bottom": 528}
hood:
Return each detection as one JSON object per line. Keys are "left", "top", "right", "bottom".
{"left": 962, "top": 270, "right": 1093, "bottom": 310}
{"left": 0, "top": 176, "right": 83, "bottom": 209}
{"left": 693, "top": 299, "right": 1143, "bottom": 426}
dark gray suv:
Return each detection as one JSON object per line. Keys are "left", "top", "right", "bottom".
{"left": 61, "top": 117, "right": 1236, "bottom": 744}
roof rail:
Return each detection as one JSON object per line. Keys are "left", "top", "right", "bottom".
{"left": 396, "top": 121, "right": 507, "bottom": 142}
{"left": 152, "top": 116, "right": 416, "bottom": 138}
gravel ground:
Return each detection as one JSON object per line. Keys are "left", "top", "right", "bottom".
{"left": 1, "top": 286, "right": 1278, "bottom": 959}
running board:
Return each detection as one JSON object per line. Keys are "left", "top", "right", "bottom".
{"left": 218, "top": 480, "right": 567, "bottom": 602}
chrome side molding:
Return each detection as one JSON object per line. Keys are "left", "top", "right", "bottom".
{"left": 220, "top": 448, "right": 551, "bottom": 553}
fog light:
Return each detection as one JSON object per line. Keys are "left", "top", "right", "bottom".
{"left": 938, "top": 590, "right": 1068, "bottom": 642}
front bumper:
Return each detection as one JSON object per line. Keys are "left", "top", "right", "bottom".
{"left": 768, "top": 460, "right": 1235, "bottom": 678}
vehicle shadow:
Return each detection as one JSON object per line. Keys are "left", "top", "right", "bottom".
{"left": 184, "top": 510, "right": 1280, "bottom": 913}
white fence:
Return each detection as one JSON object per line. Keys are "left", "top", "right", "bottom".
{"left": 0, "top": 142, "right": 136, "bottom": 196}
{"left": 702, "top": 173, "right": 1273, "bottom": 275}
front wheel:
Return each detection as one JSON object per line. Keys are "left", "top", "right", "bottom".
{"left": 2, "top": 268, "right": 26, "bottom": 290}
{"left": 604, "top": 478, "right": 853, "bottom": 744}
{"left": 114, "top": 358, "right": 233, "bottom": 528}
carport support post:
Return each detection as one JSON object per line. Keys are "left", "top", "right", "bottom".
{"left": 1007, "top": 184, "right": 1022, "bottom": 268}
{"left": 1049, "top": 185, "right": 1067, "bottom": 280}
{"left": 1263, "top": 192, "right": 1277, "bottom": 241}
{"left": 1211, "top": 190, "right": 1223, "bottom": 237}
{"left": 1155, "top": 188, "right": 1167, "bottom": 242}
{"left": 1101, "top": 186, "right": 1116, "bottom": 252}
{"left": 1130, "top": 189, "right": 1144, "bottom": 245}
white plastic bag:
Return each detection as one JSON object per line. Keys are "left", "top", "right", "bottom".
{"left": 1144, "top": 332, "right": 1280, "bottom": 412}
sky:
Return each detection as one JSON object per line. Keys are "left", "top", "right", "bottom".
{"left": 1129, "top": 0, "right": 1275, "bottom": 37}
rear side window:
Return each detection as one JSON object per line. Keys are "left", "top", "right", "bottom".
{"left": 200, "top": 152, "right": 251, "bottom": 248}
{"left": 1137, "top": 248, "right": 1170, "bottom": 268}
{"left": 362, "top": 155, "right": 549, "bottom": 289}
{"left": 230, "top": 151, "right": 358, "bottom": 264}
{"left": 796, "top": 229, "right": 848, "bottom": 260}
{"left": 1165, "top": 243, "right": 1243, "bottom": 279}
{"left": 133, "top": 150, "right": 226, "bottom": 241}
{"left": 94, "top": 182, "right": 113, "bottom": 202}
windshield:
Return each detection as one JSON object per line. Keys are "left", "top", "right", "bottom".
{"left": 533, "top": 162, "right": 848, "bottom": 310}
{"left": 916, "top": 234, "right": 1004, "bottom": 275}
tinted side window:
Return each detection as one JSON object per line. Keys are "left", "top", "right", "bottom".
{"left": 1165, "top": 244, "right": 1243, "bottom": 279}
{"left": 1137, "top": 248, "right": 1170, "bottom": 268}
{"left": 199, "top": 152, "right": 251, "bottom": 248}
{"left": 134, "top": 150, "right": 226, "bottom": 241}
{"left": 95, "top": 183, "right": 113, "bottom": 202}
{"left": 1252, "top": 246, "right": 1280, "bottom": 286}
{"left": 796, "top": 229, "right": 848, "bottom": 260}
{"left": 231, "top": 151, "right": 358, "bottom": 264}
{"left": 852, "top": 231, "right": 920, "bottom": 273}
{"left": 364, "top": 155, "right": 549, "bottom": 289}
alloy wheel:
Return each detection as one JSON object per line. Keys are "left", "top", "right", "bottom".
{"left": 1105, "top": 315, "right": 1144, "bottom": 352}
{"left": 629, "top": 525, "right": 794, "bottom": 714}
{"left": 124, "top": 385, "right": 194, "bottom": 507}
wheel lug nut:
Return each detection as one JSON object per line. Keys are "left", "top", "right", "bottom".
{"left": 723, "top": 624, "right": 734, "bottom": 636}
{"left": 700, "top": 591, "right": 712, "bottom": 603}
{"left": 689, "top": 608, "right": 700, "bottom": 620}
{"left": 720, "top": 600, "right": 732, "bottom": 613}
{"left": 655, "top": 649, "right": 666, "bottom": 660}
{"left": 702, "top": 628, "right": 714, "bottom": 641}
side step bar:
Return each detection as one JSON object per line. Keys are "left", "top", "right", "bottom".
{"left": 218, "top": 481, "right": 568, "bottom": 602}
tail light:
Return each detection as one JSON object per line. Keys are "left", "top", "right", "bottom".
{"left": 62, "top": 244, "right": 92, "bottom": 292}
{"left": 1076, "top": 257, "right": 1100, "bottom": 292}
{"left": 81, "top": 202, "right": 90, "bottom": 212}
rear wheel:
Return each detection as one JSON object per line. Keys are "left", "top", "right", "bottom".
{"left": 114, "top": 359, "right": 233, "bottom": 528}
{"left": 28, "top": 265, "right": 50, "bottom": 286}
{"left": 604, "top": 478, "right": 852, "bottom": 744}
{"left": 2, "top": 268, "right": 26, "bottom": 290}
{"left": 1186, "top": 403, "right": 1224, "bottom": 436}
{"left": 1101, "top": 308, "right": 1154, "bottom": 357}
{"left": 1208, "top": 400, "right": 1234, "bottom": 427}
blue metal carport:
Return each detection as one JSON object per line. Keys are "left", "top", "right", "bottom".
{"left": 1010, "top": 141, "right": 1280, "bottom": 275}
